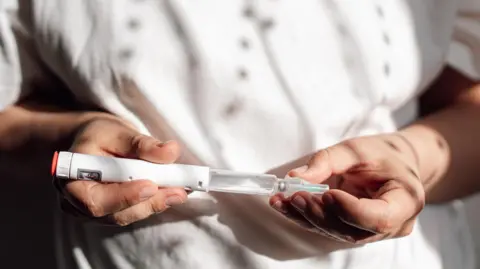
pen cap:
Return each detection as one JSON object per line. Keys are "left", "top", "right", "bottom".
{"left": 52, "top": 151, "right": 73, "bottom": 179}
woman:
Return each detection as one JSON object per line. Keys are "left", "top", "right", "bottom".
{"left": 1, "top": 0, "right": 480, "bottom": 268}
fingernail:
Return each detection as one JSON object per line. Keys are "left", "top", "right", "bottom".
{"left": 291, "top": 196, "right": 306, "bottom": 212}
{"left": 272, "top": 201, "right": 288, "bottom": 214}
{"left": 156, "top": 140, "right": 173, "bottom": 148}
{"left": 165, "top": 195, "right": 184, "bottom": 207}
{"left": 290, "top": 165, "right": 308, "bottom": 175}
{"left": 139, "top": 186, "right": 158, "bottom": 200}
{"left": 322, "top": 193, "right": 335, "bottom": 207}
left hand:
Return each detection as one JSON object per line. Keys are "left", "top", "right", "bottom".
{"left": 269, "top": 133, "right": 425, "bottom": 244}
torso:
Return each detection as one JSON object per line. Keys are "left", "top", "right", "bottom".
{"left": 13, "top": 0, "right": 474, "bottom": 268}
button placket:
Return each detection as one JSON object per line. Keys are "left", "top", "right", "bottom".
{"left": 115, "top": 0, "right": 146, "bottom": 65}
{"left": 375, "top": 3, "right": 392, "bottom": 93}
{"left": 375, "top": 2, "right": 394, "bottom": 105}
{"left": 220, "top": 5, "right": 263, "bottom": 119}
{"left": 114, "top": 0, "right": 148, "bottom": 98}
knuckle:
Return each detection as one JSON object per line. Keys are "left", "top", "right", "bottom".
{"left": 131, "top": 134, "right": 146, "bottom": 147}
{"left": 85, "top": 200, "right": 105, "bottom": 218}
{"left": 118, "top": 192, "right": 135, "bottom": 209}
{"left": 348, "top": 159, "right": 383, "bottom": 174}
{"left": 309, "top": 149, "right": 331, "bottom": 169}
{"left": 111, "top": 215, "right": 132, "bottom": 227}
{"left": 375, "top": 216, "right": 394, "bottom": 234}
{"left": 416, "top": 196, "right": 426, "bottom": 214}
{"left": 395, "top": 220, "right": 415, "bottom": 238}
{"left": 314, "top": 149, "right": 332, "bottom": 166}
{"left": 314, "top": 148, "right": 329, "bottom": 160}
{"left": 130, "top": 134, "right": 151, "bottom": 155}
{"left": 83, "top": 184, "right": 108, "bottom": 217}
{"left": 150, "top": 198, "right": 168, "bottom": 214}
{"left": 151, "top": 203, "right": 167, "bottom": 214}
{"left": 342, "top": 139, "right": 361, "bottom": 151}
{"left": 342, "top": 137, "right": 370, "bottom": 151}
{"left": 398, "top": 224, "right": 414, "bottom": 237}
{"left": 417, "top": 192, "right": 426, "bottom": 207}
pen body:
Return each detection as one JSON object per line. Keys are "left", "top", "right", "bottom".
{"left": 53, "top": 152, "right": 211, "bottom": 191}
{"left": 52, "top": 152, "right": 329, "bottom": 196}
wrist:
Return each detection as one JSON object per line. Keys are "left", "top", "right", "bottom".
{"left": 397, "top": 125, "right": 449, "bottom": 191}
{"left": 390, "top": 131, "right": 420, "bottom": 167}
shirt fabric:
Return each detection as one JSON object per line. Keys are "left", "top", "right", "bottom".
{"left": 1, "top": 0, "right": 480, "bottom": 269}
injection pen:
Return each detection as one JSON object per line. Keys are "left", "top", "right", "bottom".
{"left": 51, "top": 151, "right": 329, "bottom": 196}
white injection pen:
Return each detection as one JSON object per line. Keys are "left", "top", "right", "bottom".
{"left": 52, "top": 151, "right": 329, "bottom": 196}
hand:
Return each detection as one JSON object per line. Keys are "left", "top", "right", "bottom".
{"left": 269, "top": 134, "right": 425, "bottom": 244}
{"left": 54, "top": 116, "right": 188, "bottom": 226}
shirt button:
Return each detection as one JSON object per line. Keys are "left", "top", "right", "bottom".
{"left": 243, "top": 7, "right": 255, "bottom": 18}
{"left": 223, "top": 99, "right": 243, "bottom": 118}
{"left": 383, "top": 63, "right": 391, "bottom": 76}
{"left": 239, "top": 38, "right": 251, "bottom": 50}
{"left": 237, "top": 68, "right": 249, "bottom": 80}
{"left": 127, "top": 18, "right": 141, "bottom": 31}
{"left": 259, "top": 18, "right": 275, "bottom": 30}
{"left": 118, "top": 48, "right": 134, "bottom": 61}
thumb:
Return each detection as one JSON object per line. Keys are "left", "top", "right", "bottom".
{"left": 73, "top": 118, "right": 181, "bottom": 164}
{"left": 288, "top": 143, "right": 360, "bottom": 183}
{"left": 130, "top": 136, "right": 181, "bottom": 164}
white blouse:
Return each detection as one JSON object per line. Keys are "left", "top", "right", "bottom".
{"left": 1, "top": 0, "right": 480, "bottom": 269}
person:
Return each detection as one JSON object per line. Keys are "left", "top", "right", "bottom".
{"left": 1, "top": 0, "right": 480, "bottom": 268}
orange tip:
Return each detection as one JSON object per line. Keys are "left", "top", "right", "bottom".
{"left": 51, "top": 151, "right": 59, "bottom": 176}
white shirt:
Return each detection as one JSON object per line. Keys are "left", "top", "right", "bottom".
{"left": 1, "top": 1, "right": 480, "bottom": 268}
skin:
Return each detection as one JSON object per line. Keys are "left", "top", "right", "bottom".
{"left": 1, "top": 66, "right": 479, "bottom": 240}
{"left": 268, "top": 134, "right": 425, "bottom": 243}
{"left": 59, "top": 118, "right": 188, "bottom": 226}
{"left": 268, "top": 66, "right": 480, "bottom": 243}
{"left": 0, "top": 104, "right": 187, "bottom": 226}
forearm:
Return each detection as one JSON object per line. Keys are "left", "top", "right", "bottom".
{"left": 400, "top": 102, "right": 480, "bottom": 203}
{"left": 399, "top": 67, "right": 480, "bottom": 203}
{"left": 0, "top": 105, "right": 112, "bottom": 183}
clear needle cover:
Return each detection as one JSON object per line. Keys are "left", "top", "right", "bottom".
{"left": 208, "top": 169, "right": 329, "bottom": 196}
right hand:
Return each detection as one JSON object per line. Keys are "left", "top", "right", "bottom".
{"left": 54, "top": 115, "right": 188, "bottom": 226}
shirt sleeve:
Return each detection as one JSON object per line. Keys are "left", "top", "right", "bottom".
{"left": 0, "top": 0, "right": 62, "bottom": 111}
{"left": 0, "top": 1, "right": 21, "bottom": 110}
{"left": 447, "top": 0, "right": 480, "bottom": 79}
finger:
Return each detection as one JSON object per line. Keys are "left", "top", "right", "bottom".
{"left": 106, "top": 188, "right": 187, "bottom": 226}
{"left": 269, "top": 195, "right": 285, "bottom": 212}
{"left": 271, "top": 194, "right": 367, "bottom": 241}
{"left": 72, "top": 119, "right": 181, "bottom": 163}
{"left": 322, "top": 188, "right": 419, "bottom": 234}
{"left": 270, "top": 194, "right": 318, "bottom": 230}
{"left": 288, "top": 143, "right": 361, "bottom": 183}
{"left": 65, "top": 179, "right": 161, "bottom": 217}
{"left": 289, "top": 192, "right": 375, "bottom": 243}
